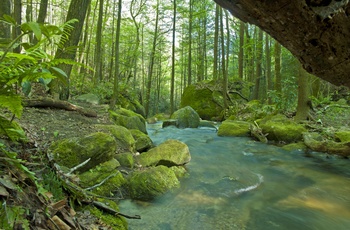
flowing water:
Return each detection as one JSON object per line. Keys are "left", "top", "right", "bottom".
{"left": 119, "top": 123, "right": 350, "bottom": 230}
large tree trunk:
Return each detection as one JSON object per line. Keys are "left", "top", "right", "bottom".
{"left": 214, "top": 0, "right": 350, "bottom": 88}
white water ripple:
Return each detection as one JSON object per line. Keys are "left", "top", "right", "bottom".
{"left": 234, "top": 173, "right": 264, "bottom": 195}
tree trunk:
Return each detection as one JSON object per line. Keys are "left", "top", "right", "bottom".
{"left": 0, "top": 0, "right": 11, "bottom": 44}
{"left": 213, "top": 4, "right": 219, "bottom": 80}
{"left": 187, "top": 0, "right": 193, "bottom": 86}
{"left": 253, "top": 28, "right": 263, "bottom": 100}
{"left": 220, "top": 7, "right": 228, "bottom": 110}
{"left": 51, "top": 0, "right": 91, "bottom": 100}
{"left": 13, "top": 0, "right": 22, "bottom": 53}
{"left": 144, "top": 0, "right": 159, "bottom": 117}
{"left": 94, "top": 0, "right": 104, "bottom": 85}
{"left": 295, "top": 62, "right": 310, "bottom": 121}
{"left": 170, "top": 0, "right": 176, "bottom": 115}
{"left": 110, "top": 0, "right": 122, "bottom": 109}
{"left": 265, "top": 33, "right": 272, "bottom": 104}
{"left": 214, "top": 0, "right": 350, "bottom": 88}
{"left": 274, "top": 41, "right": 282, "bottom": 94}
{"left": 238, "top": 21, "right": 244, "bottom": 79}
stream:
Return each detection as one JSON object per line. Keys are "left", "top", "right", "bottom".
{"left": 119, "top": 123, "right": 350, "bottom": 229}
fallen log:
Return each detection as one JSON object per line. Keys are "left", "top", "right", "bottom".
{"left": 23, "top": 97, "right": 97, "bottom": 117}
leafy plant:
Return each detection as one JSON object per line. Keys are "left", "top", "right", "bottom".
{"left": 0, "top": 15, "right": 78, "bottom": 119}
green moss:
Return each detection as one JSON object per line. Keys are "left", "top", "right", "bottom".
{"left": 49, "top": 132, "right": 117, "bottom": 173}
{"left": 109, "top": 108, "right": 147, "bottom": 134}
{"left": 334, "top": 130, "right": 350, "bottom": 142}
{"left": 136, "top": 139, "right": 191, "bottom": 167}
{"left": 259, "top": 115, "right": 307, "bottom": 143}
{"left": 115, "top": 153, "right": 134, "bottom": 168}
{"left": 79, "top": 159, "right": 126, "bottom": 196}
{"left": 130, "top": 129, "right": 153, "bottom": 152}
{"left": 170, "top": 166, "right": 189, "bottom": 179}
{"left": 87, "top": 198, "right": 128, "bottom": 229}
{"left": 128, "top": 165, "right": 180, "bottom": 201}
{"left": 96, "top": 125, "right": 136, "bottom": 153}
{"left": 282, "top": 142, "right": 307, "bottom": 152}
{"left": 217, "top": 120, "right": 251, "bottom": 137}
{"left": 181, "top": 84, "right": 222, "bottom": 120}
{"left": 170, "top": 106, "right": 200, "bottom": 128}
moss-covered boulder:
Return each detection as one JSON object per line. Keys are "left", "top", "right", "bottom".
{"left": 109, "top": 108, "right": 147, "bottom": 134}
{"left": 76, "top": 93, "right": 100, "bottom": 105}
{"left": 49, "top": 132, "right": 116, "bottom": 173}
{"left": 258, "top": 114, "right": 307, "bottom": 143}
{"left": 181, "top": 83, "right": 223, "bottom": 120}
{"left": 115, "top": 152, "right": 134, "bottom": 168}
{"left": 96, "top": 125, "right": 135, "bottom": 153}
{"left": 130, "top": 129, "right": 153, "bottom": 152}
{"left": 170, "top": 166, "right": 189, "bottom": 179}
{"left": 118, "top": 94, "right": 146, "bottom": 118}
{"left": 170, "top": 106, "right": 200, "bottom": 128}
{"left": 217, "top": 120, "right": 251, "bottom": 137}
{"left": 0, "top": 115, "right": 26, "bottom": 142}
{"left": 136, "top": 139, "right": 191, "bottom": 167}
{"left": 303, "top": 132, "right": 350, "bottom": 157}
{"left": 128, "top": 165, "right": 180, "bottom": 201}
{"left": 79, "top": 159, "right": 126, "bottom": 196}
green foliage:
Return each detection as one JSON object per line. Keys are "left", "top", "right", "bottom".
{"left": 0, "top": 203, "right": 30, "bottom": 230}
{"left": 42, "top": 169, "right": 64, "bottom": 201}
{"left": 0, "top": 15, "right": 78, "bottom": 120}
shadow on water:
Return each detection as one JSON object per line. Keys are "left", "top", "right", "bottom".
{"left": 120, "top": 123, "right": 350, "bottom": 230}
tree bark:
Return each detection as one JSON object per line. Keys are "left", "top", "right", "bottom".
{"left": 214, "top": 0, "right": 350, "bottom": 87}
{"left": 0, "top": 0, "right": 11, "bottom": 43}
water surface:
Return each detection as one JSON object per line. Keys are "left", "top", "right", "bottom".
{"left": 120, "top": 123, "right": 350, "bottom": 230}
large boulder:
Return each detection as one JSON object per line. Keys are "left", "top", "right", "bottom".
{"left": 130, "top": 129, "right": 153, "bottom": 152}
{"left": 218, "top": 120, "right": 251, "bottom": 137}
{"left": 128, "top": 165, "right": 180, "bottom": 201}
{"left": 181, "top": 83, "right": 223, "bottom": 120}
{"left": 115, "top": 152, "right": 135, "bottom": 168}
{"left": 135, "top": 139, "right": 191, "bottom": 167}
{"left": 109, "top": 108, "right": 147, "bottom": 134}
{"left": 96, "top": 125, "right": 136, "bottom": 153}
{"left": 170, "top": 106, "right": 200, "bottom": 128}
{"left": 79, "top": 159, "right": 126, "bottom": 196}
{"left": 258, "top": 114, "right": 307, "bottom": 143}
{"left": 49, "top": 132, "right": 116, "bottom": 173}
{"left": 76, "top": 93, "right": 100, "bottom": 105}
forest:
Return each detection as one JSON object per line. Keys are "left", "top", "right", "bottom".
{"left": 1, "top": 0, "right": 350, "bottom": 229}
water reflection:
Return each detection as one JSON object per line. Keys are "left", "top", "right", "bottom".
{"left": 120, "top": 124, "right": 350, "bottom": 230}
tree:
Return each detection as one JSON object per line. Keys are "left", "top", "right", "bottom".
{"left": 238, "top": 21, "right": 244, "bottom": 79}
{"left": 214, "top": 0, "right": 350, "bottom": 88}
{"left": 295, "top": 61, "right": 310, "bottom": 121}
{"left": 13, "top": 0, "right": 22, "bottom": 53}
{"left": 144, "top": 0, "right": 160, "bottom": 117}
{"left": 265, "top": 32, "right": 272, "bottom": 103}
{"left": 252, "top": 27, "right": 263, "bottom": 100}
{"left": 50, "top": 0, "right": 92, "bottom": 100}
{"left": 170, "top": 0, "right": 176, "bottom": 115}
{"left": 0, "top": 0, "right": 11, "bottom": 45}
{"left": 94, "top": 0, "right": 104, "bottom": 85}
{"left": 187, "top": 0, "right": 193, "bottom": 86}
{"left": 110, "top": 0, "right": 122, "bottom": 109}
{"left": 213, "top": 3, "right": 219, "bottom": 80}
{"left": 274, "top": 41, "right": 282, "bottom": 93}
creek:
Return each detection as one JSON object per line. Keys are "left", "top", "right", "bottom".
{"left": 119, "top": 123, "right": 350, "bottom": 230}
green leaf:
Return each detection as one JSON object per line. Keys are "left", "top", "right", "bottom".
{"left": 49, "top": 66, "right": 68, "bottom": 85}
{"left": 21, "top": 22, "right": 42, "bottom": 41}
{"left": 0, "top": 94, "right": 23, "bottom": 118}
{"left": 0, "top": 14, "right": 16, "bottom": 26}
